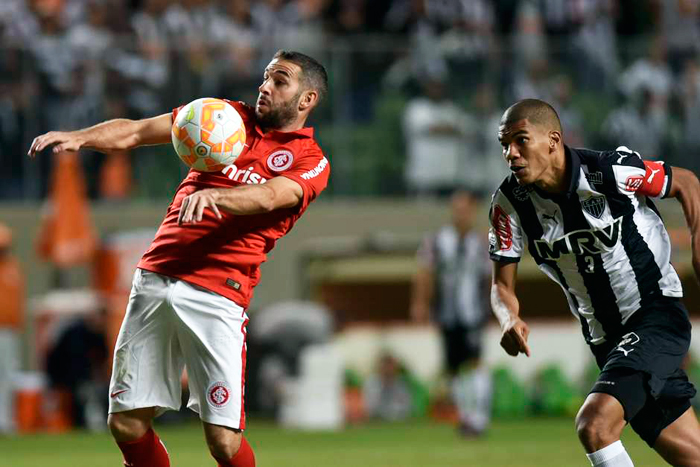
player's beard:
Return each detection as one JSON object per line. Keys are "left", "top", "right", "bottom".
{"left": 257, "top": 91, "right": 301, "bottom": 131}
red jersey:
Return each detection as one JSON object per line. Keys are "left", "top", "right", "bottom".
{"left": 137, "top": 100, "right": 330, "bottom": 308}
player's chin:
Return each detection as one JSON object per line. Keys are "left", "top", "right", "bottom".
{"left": 512, "top": 171, "right": 531, "bottom": 185}
{"left": 256, "top": 102, "right": 271, "bottom": 115}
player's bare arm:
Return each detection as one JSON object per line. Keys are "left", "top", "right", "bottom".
{"left": 667, "top": 166, "right": 700, "bottom": 281}
{"left": 410, "top": 265, "right": 434, "bottom": 323}
{"left": 491, "top": 261, "right": 531, "bottom": 357}
{"left": 178, "top": 176, "right": 303, "bottom": 225}
{"left": 28, "top": 113, "right": 172, "bottom": 157}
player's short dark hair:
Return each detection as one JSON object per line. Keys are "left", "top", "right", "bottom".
{"left": 501, "top": 99, "right": 562, "bottom": 134}
{"left": 273, "top": 50, "right": 329, "bottom": 104}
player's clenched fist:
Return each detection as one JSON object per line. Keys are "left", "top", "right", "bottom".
{"left": 178, "top": 189, "right": 223, "bottom": 225}
{"left": 27, "top": 131, "right": 83, "bottom": 158}
{"left": 500, "top": 317, "right": 531, "bottom": 357}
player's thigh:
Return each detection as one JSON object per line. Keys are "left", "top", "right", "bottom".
{"left": 653, "top": 406, "right": 700, "bottom": 466}
{"left": 170, "top": 280, "right": 249, "bottom": 429}
{"left": 109, "top": 269, "right": 185, "bottom": 414}
{"left": 576, "top": 391, "right": 626, "bottom": 437}
{"left": 588, "top": 370, "right": 649, "bottom": 424}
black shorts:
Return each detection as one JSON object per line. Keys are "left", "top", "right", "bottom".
{"left": 588, "top": 297, "right": 696, "bottom": 447}
{"left": 441, "top": 325, "right": 482, "bottom": 373}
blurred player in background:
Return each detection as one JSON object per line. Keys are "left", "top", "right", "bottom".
{"left": 411, "top": 189, "right": 492, "bottom": 436}
{"left": 489, "top": 99, "right": 700, "bottom": 466}
{"left": 28, "top": 50, "right": 330, "bottom": 467}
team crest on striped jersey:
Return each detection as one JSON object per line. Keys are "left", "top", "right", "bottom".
{"left": 512, "top": 184, "right": 533, "bottom": 201}
{"left": 581, "top": 196, "right": 606, "bottom": 219}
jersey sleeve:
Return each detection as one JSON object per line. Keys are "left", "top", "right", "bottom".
{"left": 172, "top": 105, "right": 183, "bottom": 121}
{"left": 488, "top": 190, "right": 524, "bottom": 263}
{"left": 279, "top": 145, "right": 330, "bottom": 209}
{"left": 610, "top": 146, "right": 673, "bottom": 199}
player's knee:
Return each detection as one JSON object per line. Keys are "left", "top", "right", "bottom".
{"left": 107, "top": 412, "right": 151, "bottom": 442}
{"left": 206, "top": 429, "right": 242, "bottom": 460}
{"left": 575, "top": 403, "right": 622, "bottom": 450}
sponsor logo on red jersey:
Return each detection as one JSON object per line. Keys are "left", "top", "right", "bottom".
{"left": 207, "top": 381, "right": 231, "bottom": 408}
{"left": 267, "top": 150, "right": 294, "bottom": 171}
{"left": 301, "top": 157, "right": 328, "bottom": 180}
{"left": 221, "top": 164, "right": 267, "bottom": 184}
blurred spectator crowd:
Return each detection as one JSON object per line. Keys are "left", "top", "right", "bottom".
{"left": 1, "top": 0, "right": 700, "bottom": 199}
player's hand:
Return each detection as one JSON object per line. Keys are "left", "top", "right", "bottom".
{"left": 28, "top": 131, "right": 84, "bottom": 158}
{"left": 500, "top": 317, "right": 531, "bottom": 357}
{"left": 178, "top": 188, "right": 223, "bottom": 225}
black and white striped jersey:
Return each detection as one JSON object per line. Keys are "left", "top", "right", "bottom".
{"left": 488, "top": 145, "right": 682, "bottom": 345}
{"left": 417, "top": 227, "right": 490, "bottom": 329}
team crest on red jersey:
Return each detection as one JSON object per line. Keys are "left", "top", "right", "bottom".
{"left": 267, "top": 150, "right": 294, "bottom": 171}
{"left": 207, "top": 381, "right": 231, "bottom": 408}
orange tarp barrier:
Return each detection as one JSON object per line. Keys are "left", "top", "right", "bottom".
{"left": 36, "top": 151, "right": 97, "bottom": 266}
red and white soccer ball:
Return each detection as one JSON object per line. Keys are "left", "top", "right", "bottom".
{"left": 171, "top": 98, "right": 246, "bottom": 172}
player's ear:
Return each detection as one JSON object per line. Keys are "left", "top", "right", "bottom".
{"left": 299, "top": 90, "right": 318, "bottom": 111}
{"left": 549, "top": 131, "right": 561, "bottom": 149}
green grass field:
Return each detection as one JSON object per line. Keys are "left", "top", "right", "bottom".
{"left": 0, "top": 418, "right": 663, "bottom": 467}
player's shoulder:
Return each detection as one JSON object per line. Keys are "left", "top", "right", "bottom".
{"left": 436, "top": 224, "right": 454, "bottom": 239}
{"left": 576, "top": 145, "right": 644, "bottom": 169}
{"left": 490, "top": 174, "right": 533, "bottom": 206}
{"left": 295, "top": 132, "right": 329, "bottom": 161}
{"left": 492, "top": 173, "right": 517, "bottom": 196}
{"left": 301, "top": 132, "right": 323, "bottom": 150}
{"left": 225, "top": 100, "right": 255, "bottom": 120}
{"left": 225, "top": 99, "right": 253, "bottom": 112}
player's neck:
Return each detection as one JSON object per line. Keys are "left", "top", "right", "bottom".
{"left": 265, "top": 116, "right": 308, "bottom": 134}
{"left": 535, "top": 148, "right": 568, "bottom": 194}
{"left": 454, "top": 222, "right": 472, "bottom": 237}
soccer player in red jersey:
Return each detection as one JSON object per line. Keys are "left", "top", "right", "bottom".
{"left": 28, "top": 50, "right": 330, "bottom": 467}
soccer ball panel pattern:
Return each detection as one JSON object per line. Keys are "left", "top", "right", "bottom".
{"left": 171, "top": 98, "right": 247, "bottom": 172}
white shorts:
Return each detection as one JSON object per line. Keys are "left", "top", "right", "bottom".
{"left": 108, "top": 269, "right": 249, "bottom": 429}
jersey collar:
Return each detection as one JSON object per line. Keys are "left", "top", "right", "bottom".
{"left": 253, "top": 125, "right": 315, "bottom": 139}
{"left": 564, "top": 145, "right": 582, "bottom": 195}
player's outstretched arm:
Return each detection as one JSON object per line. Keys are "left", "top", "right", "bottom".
{"left": 667, "top": 166, "right": 700, "bottom": 282}
{"left": 410, "top": 265, "right": 434, "bottom": 324}
{"left": 28, "top": 114, "right": 172, "bottom": 157}
{"left": 491, "top": 261, "right": 531, "bottom": 357}
{"left": 178, "top": 176, "right": 303, "bottom": 224}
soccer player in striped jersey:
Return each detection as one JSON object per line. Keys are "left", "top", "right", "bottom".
{"left": 489, "top": 99, "right": 700, "bottom": 466}
{"left": 411, "top": 189, "right": 492, "bottom": 437}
